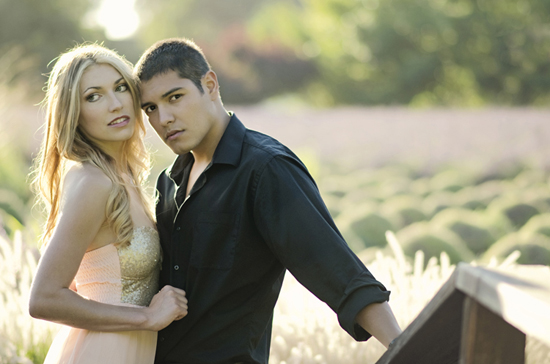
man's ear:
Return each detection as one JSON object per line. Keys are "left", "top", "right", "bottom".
{"left": 202, "top": 70, "right": 219, "bottom": 100}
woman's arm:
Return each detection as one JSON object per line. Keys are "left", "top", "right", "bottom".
{"left": 29, "top": 165, "right": 187, "bottom": 332}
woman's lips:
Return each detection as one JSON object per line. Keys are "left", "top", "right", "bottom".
{"left": 108, "top": 116, "right": 130, "bottom": 127}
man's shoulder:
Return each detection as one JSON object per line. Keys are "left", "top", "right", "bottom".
{"left": 242, "top": 128, "right": 294, "bottom": 161}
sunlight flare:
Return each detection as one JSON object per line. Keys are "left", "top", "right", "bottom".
{"left": 95, "top": 0, "right": 140, "bottom": 40}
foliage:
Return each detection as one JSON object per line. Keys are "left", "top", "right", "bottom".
{"left": 132, "top": 0, "right": 317, "bottom": 103}
{"left": 520, "top": 213, "right": 550, "bottom": 238}
{"left": 249, "top": 0, "right": 550, "bottom": 106}
{"left": 483, "top": 232, "right": 550, "bottom": 265}
{"left": 395, "top": 221, "right": 475, "bottom": 263}
{"left": 430, "top": 208, "right": 501, "bottom": 255}
{"left": 380, "top": 195, "right": 427, "bottom": 229}
{"left": 487, "top": 197, "right": 541, "bottom": 229}
{"left": 0, "top": 0, "right": 101, "bottom": 90}
{"left": 1, "top": 0, "right": 549, "bottom": 105}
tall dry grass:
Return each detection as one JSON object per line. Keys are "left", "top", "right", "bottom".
{"left": 270, "top": 231, "right": 456, "bottom": 363}
{"left": 0, "top": 231, "right": 57, "bottom": 364}
{"left": 0, "top": 232, "right": 545, "bottom": 364}
{"left": 270, "top": 232, "right": 547, "bottom": 364}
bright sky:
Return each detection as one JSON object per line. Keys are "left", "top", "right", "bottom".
{"left": 95, "top": 0, "right": 140, "bottom": 40}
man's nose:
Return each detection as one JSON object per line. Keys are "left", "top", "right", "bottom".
{"left": 158, "top": 106, "right": 175, "bottom": 126}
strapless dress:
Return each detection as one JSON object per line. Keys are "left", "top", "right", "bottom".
{"left": 43, "top": 226, "right": 161, "bottom": 364}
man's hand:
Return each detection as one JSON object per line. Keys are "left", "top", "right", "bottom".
{"left": 356, "top": 301, "right": 402, "bottom": 348}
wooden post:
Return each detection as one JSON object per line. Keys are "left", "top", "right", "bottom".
{"left": 460, "top": 296, "right": 526, "bottom": 364}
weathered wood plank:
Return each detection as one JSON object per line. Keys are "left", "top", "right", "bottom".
{"left": 377, "top": 263, "right": 550, "bottom": 364}
{"left": 376, "top": 270, "right": 464, "bottom": 364}
{"left": 459, "top": 296, "right": 525, "bottom": 364}
{"left": 455, "top": 263, "right": 550, "bottom": 347}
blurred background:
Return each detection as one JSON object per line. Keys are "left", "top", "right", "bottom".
{"left": 1, "top": 0, "right": 550, "bottom": 362}
{"left": 2, "top": 0, "right": 549, "bottom": 262}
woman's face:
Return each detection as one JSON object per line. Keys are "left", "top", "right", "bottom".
{"left": 78, "top": 63, "right": 136, "bottom": 151}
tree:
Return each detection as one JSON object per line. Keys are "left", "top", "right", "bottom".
{"left": 249, "top": 0, "right": 550, "bottom": 106}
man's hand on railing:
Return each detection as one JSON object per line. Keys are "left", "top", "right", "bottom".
{"left": 356, "top": 301, "right": 402, "bottom": 348}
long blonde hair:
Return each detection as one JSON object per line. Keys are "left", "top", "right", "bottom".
{"left": 32, "top": 43, "right": 153, "bottom": 246}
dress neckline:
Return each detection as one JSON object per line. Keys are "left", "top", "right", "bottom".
{"left": 85, "top": 226, "right": 158, "bottom": 254}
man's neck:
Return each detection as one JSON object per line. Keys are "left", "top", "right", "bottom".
{"left": 190, "top": 109, "right": 231, "bottom": 165}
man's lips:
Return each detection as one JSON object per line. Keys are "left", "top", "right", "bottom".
{"left": 166, "top": 130, "right": 184, "bottom": 140}
{"left": 108, "top": 115, "right": 130, "bottom": 127}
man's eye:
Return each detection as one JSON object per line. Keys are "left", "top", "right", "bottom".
{"left": 169, "top": 94, "right": 182, "bottom": 101}
{"left": 145, "top": 105, "right": 156, "bottom": 113}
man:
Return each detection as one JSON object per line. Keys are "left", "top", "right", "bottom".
{"left": 135, "top": 38, "right": 401, "bottom": 364}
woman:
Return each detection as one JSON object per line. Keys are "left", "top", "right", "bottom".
{"left": 29, "top": 44, "right": 187, "bottom": 364}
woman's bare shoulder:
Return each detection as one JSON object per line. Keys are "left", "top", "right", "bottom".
{"left": 60, "top": 163, "right": 113, "bottom": 211}
{"left": 64, "top": 163, "right": 112, "bottom": 194}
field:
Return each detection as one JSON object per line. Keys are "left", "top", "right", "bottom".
{"left": 1, "top": 103, "right": 550, "bottom": 363}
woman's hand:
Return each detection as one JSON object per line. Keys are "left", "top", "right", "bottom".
{"left": 145, "top": 285, "right": 188, "bottom": 331}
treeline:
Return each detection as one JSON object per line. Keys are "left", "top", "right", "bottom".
{"left": 1, "top": 0, "right": 550, "bottom": 105}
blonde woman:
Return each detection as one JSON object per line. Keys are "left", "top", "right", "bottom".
{"left": 29, "top": 44, "right": 188, "bottom": 364}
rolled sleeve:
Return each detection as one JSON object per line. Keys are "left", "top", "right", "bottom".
{"left": 338, "top": 272, "right": 391, "bottom": 340}
{"left": 253, "top": 155, "right": 390, "bottom": 341}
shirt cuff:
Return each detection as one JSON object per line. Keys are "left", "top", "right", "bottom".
{"left": 337, "top": 274, "right": 391, "bottom": 341}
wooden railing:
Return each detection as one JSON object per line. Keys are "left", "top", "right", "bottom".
{"left": 376, "top": 262, "right": 550, "bottom": 364}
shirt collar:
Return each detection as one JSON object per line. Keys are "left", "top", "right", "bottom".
{"left": 167, "top": 112, "right": 246, "bottom": 182}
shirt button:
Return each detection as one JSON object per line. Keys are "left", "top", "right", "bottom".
{"left": 176, "top": 226, "right": 181, "bottom": 231}
{"left": 174, "top": 265, "right": 179, "bottom": 270}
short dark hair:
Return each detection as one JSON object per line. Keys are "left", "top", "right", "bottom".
{"left": 134, "top": 38, "right": 211, "bottom": 93}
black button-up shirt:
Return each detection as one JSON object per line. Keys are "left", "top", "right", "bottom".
{"left": 154, "top": 113, "right": 390, "bottom": 364}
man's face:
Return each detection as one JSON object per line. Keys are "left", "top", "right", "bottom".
{"left": 140, "top": 70, "right": 218, "bottom": 156}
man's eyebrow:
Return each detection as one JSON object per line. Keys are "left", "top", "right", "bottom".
{"left": 141, "top": 87, "right": 183, "bottom": 109}
{"left": 162, "top": 87, "right": 183, "bottom": 98}
{"left": 83, "top": 77, "right": 125, "bottom": 94}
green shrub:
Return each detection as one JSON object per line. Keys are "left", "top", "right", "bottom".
{"left": 487, "top": 196, "right": 540, "bottom": 229}
{"left": 335, "top": 203, "right": 393, "bottom": 251}
{"left": 381, "top": 195, "right": 426, "bottom": 229}
{"left": 349, "top": 212, "right": 394, "bottom": 250}
{"left": 521, "top": 187, "right": 550, "bottom": 214}
{"left": 396, "top": 222, "right": 475, "bottom": 264}
{"left": 512, "top": 169, "right": 548, "bottom": 188}
{"left": 0, "top": 189, "right": 27, "bottom": 224}
{"left": 520, "top": 213, "right": 550, "bottom": 239}
{"left": 430, "top": 208, "right": 497, "bottom": 255}
{"left": 483, "top": 232, "right": 550, "bottom": 265}
{"left": 454, "top": 186, "right": 489, "bottom": 210}
{"left": 422, "top": 191, "right": 457, "bottom": 218}
{"left": 429, "top": 169, "right": 475, "bottom": 193}
{"left": 0, "top": 147, "right": 32, "bottom": 203}
{"left": 410, "top": 177, "right": 431, "bottom": 197}
{"left": 464, "top": 180, "right": 511, "bottom": 206}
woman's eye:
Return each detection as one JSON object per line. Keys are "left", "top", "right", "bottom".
{"left": 116, "top": 83, "right": 128, "bottom": 92}
{"left": 86, "top": 94, "right": 100, "bottom": 102}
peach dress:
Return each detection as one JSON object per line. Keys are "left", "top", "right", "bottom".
{"left": 43, "top": 226, "right": 161, "bottom": 364}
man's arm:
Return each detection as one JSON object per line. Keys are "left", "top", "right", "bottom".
{"left": 356, "top": 301, "right": 402, "bottom": 348}
{"left": 253, "top": 155, "right": 398, "bottom": 343}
